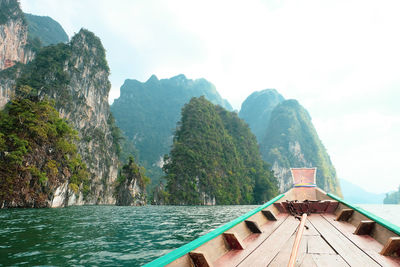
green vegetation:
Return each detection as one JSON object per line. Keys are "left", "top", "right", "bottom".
{"left": 16, "top": 42, "right": 72, "bottom": 102}
{"left": 384, "top": 186, "right": 400, "bottom": 204}
{"left": 111, "top": 74, "right": 233, "bottom": 194}
{"left": 163, "top": 96, "right": 278, "bottom": 205}
{"left": 261, "top": 100, "right": 341, "bottom": 195}
{"left": 0, "top": 0, "right": 23, "bottom": 25}
{"left": 115, "top": 156, "right": 150, "bottom": 205}
{"left": 0, "top": 87, "right": 89, "bottom": 207}
{"left": 24, "top": 13, "right": 69, "bottom": 46}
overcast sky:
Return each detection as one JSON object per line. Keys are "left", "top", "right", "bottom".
{"left": 20, "top": 0, "right": 400, "bottom": 194}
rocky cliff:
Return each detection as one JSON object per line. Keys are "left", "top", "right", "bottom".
{"left": 13, "top": 29, "right": 121, "bottom": 206}
{"left": 111, "top": 74, "right": 233, "bottom": 191}
{"left": 260, "top": 100, "right": 342, "bottom": 195}
{"left": 0, "top": 0, "right": 35, "bottom": 108}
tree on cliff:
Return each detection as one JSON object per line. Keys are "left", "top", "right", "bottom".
{"left": 163, "top": 96, "right": 278, "bottom": 205}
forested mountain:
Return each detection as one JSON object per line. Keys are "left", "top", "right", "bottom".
{"left": 24, "top": 13, "right": 69, "bottom": 46}
{"left": 111, "top": 74, "right": 233, "bottom": 190}
{"left": 384, "top": 186, "right": 400, "bottom": 204}
{"left": 260, "top": 100, "right": 341, "bottom": 195}
{"left": 239, "top": 89, "right": 284, "bottom": 142}
{"left": 163, "top": 96, "right": 278, "bottom": 205}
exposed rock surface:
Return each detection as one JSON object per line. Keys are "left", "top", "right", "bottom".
{"left": 33, "top": 30, "right": 120, "bottom": 206}
{"left": 0, "top": 0, "right": 35, "bottom": 109}
{"left": 1, "top": 29, "right": 124, "bottom": 207}
{"left": 260, "top": 100, "right": 342, "bottom": 195}
{"left": 115, "top": 157, "right": 146, "bottom": 206}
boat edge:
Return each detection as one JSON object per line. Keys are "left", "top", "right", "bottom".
{"left": 327, "top": 193, "right": 400, "bottom": 236}
{"left": 143, "top": 193, "right": 285, "bottom": 267}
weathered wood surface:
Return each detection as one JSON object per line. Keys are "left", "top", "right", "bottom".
{"left": 322, "top": 213, "right": 400, "bottom": 266}
{"left": 213, "top": 214, "right": 288, "bottom": 267}
{"left": 237, "top": 216, "right": 299, "bottom": 267}
{"left": 308, "top": 214, "right": 380, "bottom": 266}
{"left": 381, "top": 237, "right": 400, "bottom": 256}
{"left": 336, "top": 208, "right": 354, "bottom": 222}
{"left": 268, "top": 232, "right": 307, "bottom": 267}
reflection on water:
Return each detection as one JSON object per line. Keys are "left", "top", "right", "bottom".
{"left": 0, "top": 205, "right": 256, "bottom": 266}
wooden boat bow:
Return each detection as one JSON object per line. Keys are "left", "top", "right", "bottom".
{"left": 144, "top": 168, "right": 400, "bottom": 267}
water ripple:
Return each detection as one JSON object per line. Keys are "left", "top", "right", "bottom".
{"left": 0, "top": 205, "right": 256, "bottom": 266}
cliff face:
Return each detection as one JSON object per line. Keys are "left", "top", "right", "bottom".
{"left": 111, "top": 74, "right": 233, "bottom": 191}
{"left": 260, "top": 100, "right": 342, "bottom": 195}
{"left": 39, "top": 30, "right": 120, "bottom": 206}
{"left": 0, "top": 0, "right": 35, "bottom": 109}
{"left": 6, "top": 29, "right": 122, "bottom": 207}
{"left": 239, "top": 89, "right": 284, "bottom": 142}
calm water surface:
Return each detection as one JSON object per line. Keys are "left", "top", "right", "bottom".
{"left": 0, "top": 205, "right": 257, "bottom": 266}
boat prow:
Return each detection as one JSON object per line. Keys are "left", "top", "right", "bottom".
{"left": 145, "top": 168, "right": 400, "bottom": 266}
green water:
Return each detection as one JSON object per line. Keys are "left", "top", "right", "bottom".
{"left": 0, "top": 205, "right": 256, "bottom": 266}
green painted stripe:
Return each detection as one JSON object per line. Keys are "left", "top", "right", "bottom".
{"left": 327, "top": 193, "right": 400, "bottom": 236}
{"left": 143, "top": 194, "right": 285, "bottom": 267}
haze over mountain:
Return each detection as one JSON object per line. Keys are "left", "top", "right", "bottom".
{"left": 111, "top": 74, "right": 233, "bottom": 189}
{"left": 240, "top": 90, "right": 341, "bottom": 195}
{"left": 239, "top": 89, "right": 284, "bottom": 142}
{"left": 24, "top": 13, "right": 69, "bottom": 46}
{"left": 340, "top": 179, "right": 385, "bottom": 204}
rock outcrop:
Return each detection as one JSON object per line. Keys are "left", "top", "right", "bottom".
{"left": 0, "top": 0, "right": 35, "bottom": 109}
{"left": 34, "top": 30, "right": 120, "bottom": 206}
{"left": 115, "top": 157, "right": 147, "bottom": 206}
{"left": 260, "top": 100, "right": 342, "bottom": 195}
{"left": 2, "top": 29, "right": 122, "bottom": 207}
{"left": 240, "top": 90, "right": 341, "bottom": 195}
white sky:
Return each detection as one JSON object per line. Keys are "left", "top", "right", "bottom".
{"left": 20, "top": 0, "right": 400, "bottom": 194}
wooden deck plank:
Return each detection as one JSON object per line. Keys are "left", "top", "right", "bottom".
{"left": 307, "top": 235, "right": 336, "bottom": 255}
{"left": 308, "top": 214, "right": 380, "bottom": 266}
{"left": 213, "top": 214, "right": 289, "bottom": 267}
{"left": 303, "top": 219, "right": 320, "bottom": 236}
{"left": 321, "top": 213, "right": 400, "bottom": 267}
{"left": 299, "top": 254, "right": 317, "bottom": 267}
{"left": 237, "top": 215, "right": 299, "bottom": 267}
{"left": 311, "top": 254, "right": 350, "bottom": 267}
{"left": 268, "top": 232, "right": 307, "bottom": 267}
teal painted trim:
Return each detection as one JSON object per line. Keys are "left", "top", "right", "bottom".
{"left": 327, "top": 193, "right": 400, "bottom": 236}
{"left": 143, "top": 194, "right": 285, "bottom": 267}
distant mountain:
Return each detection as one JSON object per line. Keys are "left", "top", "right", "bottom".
{"left": 24, "top": 13, "right": 69, "bottom": 46}
{"left": 111, "top": 74, "right": 233, "bottom": 189}
{"left": 240, "top": 92, "right": 341, "bottom": 195}
{"left": 383, "top": 185, "right": 400, "bottom": 204}
{"left": 163, "top": 96, "right": 278, "bottom": 205}
{"left": 340, "top": 179, "right": 386, "bottom": 204}
{"left": 239, "top": 89, "right": 284, "bottom": 142}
